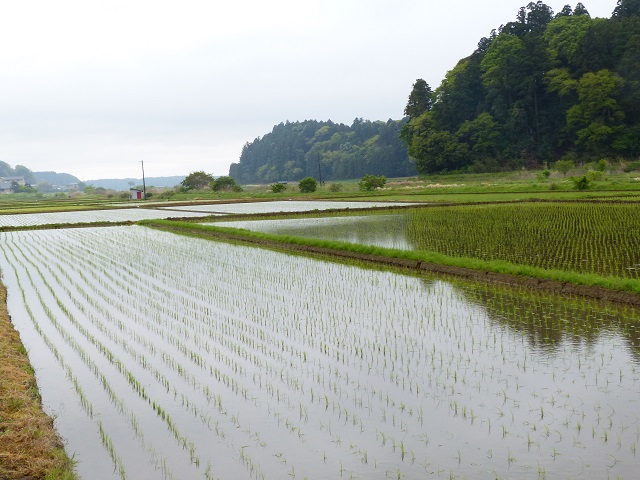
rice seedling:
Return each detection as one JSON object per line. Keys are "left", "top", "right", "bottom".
{"left": 0, "top": 224, "right": 638, "bottom": 479}
{"left": 405, "top": 203, "right": 640, "bottom": 280}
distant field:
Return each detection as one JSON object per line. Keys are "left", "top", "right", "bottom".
{"left": 172, "top": 200, "right": 640, "bottom": 296}
{"left": 160, "top": 200, "right": 418, "bottom": 215}
{"left": 203, "top": 201, "right": 640, "bottom": 281}
{"left": 0, "top": 207, "right": 211, "bottom": 228}
{"left": 2, "top": 174, "right": 640, "bottom": 479}
{"left": 404, "top": 202, "right": 640, "bottom": 279}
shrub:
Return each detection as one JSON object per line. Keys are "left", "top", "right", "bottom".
{"left": 554, "top": 159, "right": 574, "bottom": 176}
{"left": 358, "top": 174, "right": 387, "bottom": 191}
{"left": 624, "top": 161, "right": 640, "bottom": 173}
{"left": 573, "top": 176, "right": 590, "bottom": 190}
{"left": 596, "top": 159, "right": 607, "bottom": 172}
{"left": 298, "top": 177, "right": 317, "bottom": 193}
{"left": 182, "top": 171, "right": 214, "bottom": 190}
{"left": 587, "top": 169, "right": 603, "bottom": 181}
{"left": 271, "top": 182, "right": 287, "bottom": 193}
{"left": 537, "top": 169, "right": 551, "bottom": 181}
{"left": 329, "top": 183, "right": 343, "bottom": 192}
{"left": 211, "top": 176, "right": 242, "bottom": 192}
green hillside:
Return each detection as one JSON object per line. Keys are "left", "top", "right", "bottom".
{"left": 401, "top": 0, "right": 640, "bottom": 174}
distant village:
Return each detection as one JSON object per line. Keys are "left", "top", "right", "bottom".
{"left": 0, "top": 176, "right": 28, "bottom": 194}
{"left": 0, "top": 176, "right": 80, "bottom": 194}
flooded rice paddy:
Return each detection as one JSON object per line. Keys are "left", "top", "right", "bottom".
{"left": 0, "top": 208, "right": 210, "bottom": 227}
{"left": 159, "top": 200, "right": 416, "bottom": 215}
{"left": 0, "top": 225, "right": 638, "bottom": 479}
{"left": 0, "top": 201, "right": 413, "bottom": 228}
{"left": 217, "top": 214, "right": 411, "bottom": 250}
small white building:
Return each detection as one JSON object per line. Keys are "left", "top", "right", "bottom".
{"left": 129, "top": 189, "right": 144, "bottom": 200}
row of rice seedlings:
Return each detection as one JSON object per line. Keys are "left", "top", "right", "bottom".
{"left": 60, "top": 228, "right": 438, "bottom": 472}
{"left": 16, "top": 230, "right": 290, "bottom": 476}
{"left": 4, "top": 225, "right": 639, "bottom": 479}
{"left": 0, "top": 242, "right": 133, "bottom": 479}
{"left": 99, "top": 420, "right": 127, "bottom": 480}
{"left": 405, "top": 203, "right": 640, "bottom": 278}
{"left": 81, "top": 228, "right": 640, "bottom": 476}
{"left": 0, "top": 234, "right": 186, "bottom": 478}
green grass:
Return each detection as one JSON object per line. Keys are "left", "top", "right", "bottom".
{"left": 3, "top": 169, "right": 640, "bottom": 210}
{"left": 150, "top": 170, "right": 640, "bottom": 204}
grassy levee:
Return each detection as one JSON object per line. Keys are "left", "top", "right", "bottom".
{"left": 0, "top": 284, "right": 78, "bottom": 480}
{"left": 139, "top": 219, "right": 640, "bottom": 305}
{"left": 0, "top": 220, "right": 135, "bottom": 233}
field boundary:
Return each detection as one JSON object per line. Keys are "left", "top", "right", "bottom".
{"left": 140, "top": 220, "right": 640, "bottom": 307}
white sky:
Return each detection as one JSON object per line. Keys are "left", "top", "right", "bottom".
{"left": 0, "top": 0, "right": 618, "bottom": 181}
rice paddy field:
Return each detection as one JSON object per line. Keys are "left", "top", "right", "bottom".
{"left": 216, "top": 214, "right": 412, "bottom": 250}
{"left": 0, "top": 201, "right": 415, "bottom": 228}
{"left": 216, "top": 202, "right": 640, "bottom": 282}
{"left": 1, "top": 223, "right": 639, "bottom": 479}
{"left": 403, "top": 203, "right": 640, "bottom": 280}
{"left": 158, "top": 200, "right": 417, "bottom": 215}
{"left": 0, "top": 207, "right": 211, "bottom": 228}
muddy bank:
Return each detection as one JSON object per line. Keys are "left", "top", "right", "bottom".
{"left": 0, "top": 284, "right": 77, "bottom": 479}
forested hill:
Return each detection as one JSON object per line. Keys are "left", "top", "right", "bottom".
{"left": 401, "top": 1, "right": 640, "bottom": 174}
{"left": 228, "top": 119, "right": 416, "bottom": 184}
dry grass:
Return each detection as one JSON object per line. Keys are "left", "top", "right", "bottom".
{"left": 0, "top": 284, "right": 77, "bottom": 480}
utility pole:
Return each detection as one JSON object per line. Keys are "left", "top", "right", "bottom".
{"left": 140, "top": 160, "right": 147, "bottom": 200}
{"left": 318, "top": 153, "right": 323, "bottom": 185}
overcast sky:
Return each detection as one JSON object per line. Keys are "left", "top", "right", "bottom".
{"left": 0, "top": 0, "right": 618, "bottom": 181}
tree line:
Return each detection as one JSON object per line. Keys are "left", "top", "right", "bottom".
{"left": 229, "top": 1, "right": 638, "bottom": 182}
{"left": 228, "top": 119, "right": 416, "bottom": 184}
{"left": 401, "top": 0, "right": 640, "bottom": 174}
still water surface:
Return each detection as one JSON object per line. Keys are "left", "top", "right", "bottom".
{"left": 1, "top": 226, "right": 638, "bottom": 479}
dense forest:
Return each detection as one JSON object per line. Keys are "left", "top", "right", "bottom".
{"left": 229, "top": 119, "right": 416, "bottom": 184}
{"left": 231, "top": 0, "right": 639, "bottom": 182}
{"left": 401, "top": 0, "right": 640, "bottom": 174}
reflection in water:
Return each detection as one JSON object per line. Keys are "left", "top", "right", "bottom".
{"left": 448, "top": 277, "right": 640, "bottom": 363}
{"left": 3, "top": 225, "right": 639, "bottom": 479}
{"left": 217, "top": 214, "right": 413, "bottom": 250}
{"left": 222, "top": 212, "right": 640, "bottom": 362}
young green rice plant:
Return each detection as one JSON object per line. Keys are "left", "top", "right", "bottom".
{"left": 3, "top": 225, "right": 640, "bottom": 479}
{"left": 405, "top": 202, "right": 640, "bottom": 281}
